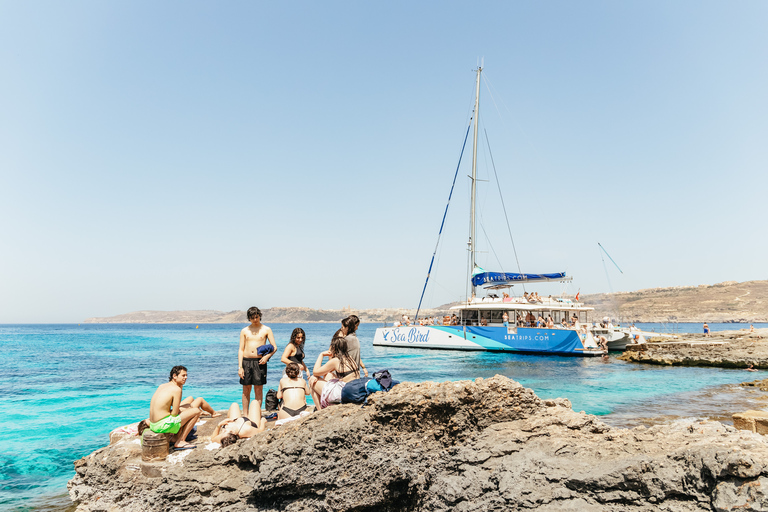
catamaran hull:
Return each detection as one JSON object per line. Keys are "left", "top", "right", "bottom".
{"left": 373, "top": 326, "right": 604, "bottom": 356}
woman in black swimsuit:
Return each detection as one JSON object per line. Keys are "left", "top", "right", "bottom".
{"left": 277, "top": 362, "right": 311, "bottom": 420}
{"left": 211, "top": 402, "right": 267, "bottom": 447}
{"left": 280, "top": 328, "right": 309, "bottom": 378}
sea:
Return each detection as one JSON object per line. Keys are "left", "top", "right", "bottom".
{"left": 2, "top": 322, "right": 767, "bottom": 511}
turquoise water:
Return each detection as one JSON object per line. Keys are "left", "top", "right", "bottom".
{"left": 1, "top": 322, "right": 765, "bottom": 511}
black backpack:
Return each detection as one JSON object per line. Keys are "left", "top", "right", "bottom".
{"left": 264, "top": 389, "right": 280, "bottom": 411}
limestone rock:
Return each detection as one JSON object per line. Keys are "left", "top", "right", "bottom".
{"left": 69, "top": 376, "right": 768, "bottom": 511}
{"left": 733, "top": 410, "right": 768, "bottom": 435}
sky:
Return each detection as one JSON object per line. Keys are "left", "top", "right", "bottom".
{"left": 1, "top": 1, "right": 767, "bottom": 323}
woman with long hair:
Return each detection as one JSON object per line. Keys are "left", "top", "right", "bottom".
{"left": 280, "top": 327, "right": 309, "bottom": 378}
{"left": 277, "top": 362, "right": 311, "bottom": 419}
{"left": 341, "top": 315, "right": 368, "bottom": 378}
{"left": 309, "top": 334, "right": 359, "bottom": 409}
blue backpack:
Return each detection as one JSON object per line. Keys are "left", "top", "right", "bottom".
{"left": 341, "top": 377, "right": 373, "bottom": 404}
{"left": 341, "top": 373, "right": 399, "bottom": 404}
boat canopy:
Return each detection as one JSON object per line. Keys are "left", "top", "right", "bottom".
{"left": 472, "top": 271, "right": 572, "bottom": 287}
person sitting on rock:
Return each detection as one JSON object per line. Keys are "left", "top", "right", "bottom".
{"left": 277, "top": 363, "right": 311, "bottom": 419}
{"left": 309, "top": 335, "right": 359, "bottom": 409}
{"left": 211, "top": 402, "right": 268, "bottom": 447}
{"left": 148, "top": 365, "right": 205, "bottom": 450}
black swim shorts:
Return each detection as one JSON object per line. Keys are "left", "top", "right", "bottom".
{"left": 240, "top": 358, "right": 267, "bottom": 386}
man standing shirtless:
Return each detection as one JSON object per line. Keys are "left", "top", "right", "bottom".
{"left": 238, "top": 307, "right": 277, "bottom": 416}
{"left": 149, "top": 365, "right": 200, "bottom": 450}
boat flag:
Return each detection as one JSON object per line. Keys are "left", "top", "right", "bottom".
{"left": 472, "top": 265, "right": 485, "bottom": 276}
{"left": 575, "top": 291, "right": 580, "bottom": 301}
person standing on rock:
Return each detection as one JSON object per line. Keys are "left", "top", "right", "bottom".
{"left": 239, "top": 307, "right": 277, "bottom": 418}
{"left": 148, "top": 365, "right": 201, "bottom": 450}
{"left": 703, "top": 323, "right": 710, "bottom": 337}
{"left": 341, "top": 315, "right": 368, "bottom": 378}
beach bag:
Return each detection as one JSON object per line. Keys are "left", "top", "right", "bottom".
{"left": 265, "top": 389, "right": 280, "bottom": 411}
{"left": 341, "top": 377, "right": 373, "bottom": 404}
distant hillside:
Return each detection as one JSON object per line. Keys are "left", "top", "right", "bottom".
{"left": 84, "top": 280, "right": 768, "bottom": 324}
{"left": 583, "top": 280, "right": 768, "bottom": 323}
{"left": 83, "top": 307, "right": 451, "bottom": 324}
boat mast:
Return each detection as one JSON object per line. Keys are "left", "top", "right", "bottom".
{"left": 469, "top": 66, "right": 481, "bottom": 297}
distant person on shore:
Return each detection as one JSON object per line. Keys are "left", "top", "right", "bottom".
{"left": 277, "top": 362, "right": 311, "bottom": 419}
{"left": 148, "top": 365, "right": 201, "bottom": 450}
{"left": 280, "top": 328, "right": 308, "bottom": 379}
{"left": 210, "top": 402, "right": 267, "bottom": 447}
{"left": 310, "top": 335, "right": 360, "bottom": 409}
{"left": 341, "top": 315, "right": 368, "bottom": 378}
{"left": 703, "top": 323, "right": 710, "bottom": 337}
{"left": 750, "top": 325, "right": 755, "bottom": 333}
{"left": 239, "top": 307, "right": 277, "bottom": 418}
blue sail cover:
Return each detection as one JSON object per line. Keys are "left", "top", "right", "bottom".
{"left": 472, "top": 271, "right": 569, "bottom": 287}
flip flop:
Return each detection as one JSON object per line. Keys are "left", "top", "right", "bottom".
{"left": 174, "top": 444, "right": 196, "bottom": 451}
{"left": 265, "top": 412, "right": 278, "bottom": 420}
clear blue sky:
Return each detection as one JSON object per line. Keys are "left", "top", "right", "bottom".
{"left": 1, "top": 1, "right": 766, "bottom": 323}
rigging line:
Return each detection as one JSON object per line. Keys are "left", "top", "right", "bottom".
{"left": 598, "top": 243, "right": 624, "bottom": 274}
{"left": 483, "top": 126, "right": 525, "bottom": 290}
{"left": 479, "top": 220, "right": 504, "bottom": 272}
{"left": 414, "top": 123, "right": 472, "bottom": 321}
{"left": 600, "top": 249, "right": 614, "bottom": 295}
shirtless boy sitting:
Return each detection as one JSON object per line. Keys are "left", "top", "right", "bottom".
{"left": 239, "top": 307, "right": 277, "bottom": 418}
{"left": 149, "top": 365, "right": 201, "bottom": 450}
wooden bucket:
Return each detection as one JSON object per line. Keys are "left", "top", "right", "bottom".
{"left": 142, "top": 430, "right": 170, "bottom": 462}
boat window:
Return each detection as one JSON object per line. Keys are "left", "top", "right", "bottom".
{"left": 462, "top": 310, "right": 478, "bottom": 325}
{"left": 490, "top": 310, "right": 504, "bottom": 324}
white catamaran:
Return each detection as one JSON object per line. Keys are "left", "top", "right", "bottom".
{"left": 373, "top": 67, "right": 605, "bottom": 356}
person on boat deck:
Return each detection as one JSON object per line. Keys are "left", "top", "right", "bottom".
{"left": 516, "top": 314, "right": 524, "bottom": 327}
{"left": 277, "top": 362, "right": 311, "bottom": 419}
{"left": 525, "top": 312, "right": 536, "bottom": 327}
{"left": 546, "top": 316, "right": 555, "bottom": 329}
{"left": 502, "top": 312, "right": 509, "bottom": 327}
{"left": 210, "top": 402, "right": 267, "bottom": 447}
{"left": 309, "top": 335, "right": 360, "bottom": 409}
{"left": 571, "top": 314, "right": 579, "bottom": 328}
{"left": 523, "top": 292, "right": 530, "bottom": 302}
{"left": 537, "top": 315, "right": 545, "bottom": 327}
{"left": 480, "top": 315, "right": 488, "bottom": 326}
{"left": 451, "top": 314, "right": 459, "bottom": 325}
{"left": 560, "top": 317, "right": 568, "bottom": 329}
{"left": 281, "top": 327, "right": 309, "bottom": 379}
{"left": 148, "top": 365, "right": 203, "bottom": 450}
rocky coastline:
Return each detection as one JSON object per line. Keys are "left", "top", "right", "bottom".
{"left": 69, "top": 376, "right": 768, "bottom": 511}
{"left": 619, "top": 329, "right": 768, "bottom": 369}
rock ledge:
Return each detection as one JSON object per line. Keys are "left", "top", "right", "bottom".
{"left": 69, "top": 376, "right": 768, "bottom": 511}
